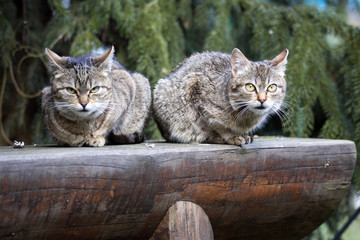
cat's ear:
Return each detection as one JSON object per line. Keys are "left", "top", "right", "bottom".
{"left": 269, "top": 49, "right": 289, "bottom": 71}
{"left": 231, "top": 48, "right": 251, "bottom": 77}
{"left": 92, "top": 46, "right": 114, "bottom": 71}
{"left": 45, "top": 48, "right": 69, "bottom": 70}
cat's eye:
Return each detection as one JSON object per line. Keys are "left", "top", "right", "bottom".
{"left": 245, "top": 83, "right": 256, "bottom": 92}
{"left": 90, "top": 86, "right": 100, "bottom": 93}
{"left": 66, "top": 87, "right": 77, "bottom": 94}
{"left": 267, "top": 84, "right": 277, "bottom": 92}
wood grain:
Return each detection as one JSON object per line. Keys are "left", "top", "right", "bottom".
{"left": 150, "top": 201, "right": 214, "bottom": 240}
{"left": 0, "top": 138, "right": 356, "bottom": 240}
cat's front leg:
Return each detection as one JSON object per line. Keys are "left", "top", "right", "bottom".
{"left": 86, "top": 136, "right": 106, "bottom": 147}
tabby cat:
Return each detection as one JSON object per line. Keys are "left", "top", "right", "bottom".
{"left": 153, "top": 48, "right": 289, "bottom": 146}
{"left": 42, "top": 46, "right": 151, "bottom": 147}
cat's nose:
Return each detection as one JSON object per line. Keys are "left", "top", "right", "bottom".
{"left": 258, "top": 98, "right": 266, "bottom": 104}
{"left": 257, "top": 93, "right": 267, "bottom": 104}
{"left": 80, "top": 101, "right": 88, "bottom": 109}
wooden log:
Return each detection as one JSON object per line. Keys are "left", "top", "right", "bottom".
{"left": 0, "top": 138, "right": 356, "bottom": 240}
{"left": 150, "top": 201, "right": 214, "bottom": 240}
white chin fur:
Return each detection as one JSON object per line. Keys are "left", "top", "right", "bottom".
{"left": 61, "top": 107, "right": 101, "bottom": 120}
{"left": 74, "top": 109, "right": 103, "bottom": 119}
{"left": 251, "top": 108, "right": 270, "bottom": 114}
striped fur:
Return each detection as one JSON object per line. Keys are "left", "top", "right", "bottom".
{"left": 42, "top": 46, "right": 151, "bottom": 147}
{"left": 153, "top": 48, "right": 288, "bottom": 146}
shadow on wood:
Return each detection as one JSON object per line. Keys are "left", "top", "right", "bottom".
{"left": 150, "top": 201, "right": 214, "bottom": 240}
{"left": 0, "top": 138, "right": 356, "bottom": 240}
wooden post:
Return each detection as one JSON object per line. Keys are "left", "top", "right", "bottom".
{"left": 0, "top": 138, "right": 356, "bottom": 239}
{"left": 150, "top": 201, "right": 214, "bottom": 240}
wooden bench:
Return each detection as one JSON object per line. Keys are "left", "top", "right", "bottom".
{"left": 0, "top": 138, "right": 356, "bottom": 240}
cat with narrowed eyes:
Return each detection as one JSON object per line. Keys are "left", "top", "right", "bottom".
{"left": 42, "top": 46, "right": 151, "bottom": 147}
{"left": 153, "top": 48, "right": 289, "bottom": 146}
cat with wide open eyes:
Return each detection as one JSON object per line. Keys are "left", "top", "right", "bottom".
{"left": 42, "top": 46, "right": 151, "bottom": 147}
{"left": 153, "top": 48, "right": 289, "bottom": 146}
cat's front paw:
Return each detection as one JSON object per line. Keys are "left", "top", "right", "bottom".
{"left": 206, "top": 135, "right": 226, "bottom": 144}
{"left": 87, "top": 136, "right": 106, "bottom": 147}
{"left": 226, "top": 134, "right": 251, "bottom": 146}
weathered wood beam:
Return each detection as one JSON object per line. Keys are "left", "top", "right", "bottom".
{"left": 150, "top": 201, "right": 214, "bottom": 240}
{"left": 0, "top": 138, "right": 356, "bottom": 240}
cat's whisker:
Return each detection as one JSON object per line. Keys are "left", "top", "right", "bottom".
{"left": 276, "top": 100, "right": 293, "bottom": 119}
{"left": 274, "top": 110, "right": 285, "bottom": 126}
{"left": 269, "top": 105, "right": 291, "bottom": 128}
{"left": 230, "top": 103, "right": 250, "bottom": 108}
{"left": 277, "top": 105, "right": 291, "bottom": 116}
{"left": 280, "top": 99, "right": 294, "bottom": 108}
{"left": 234, "top": 106, "right": 251, "bottom": 122}
{"left": 282, "top": 97, "right": 296, "bottom": 109}
{"left": 229, "top": 104, "right": 249, "bottom": 114}
{"left": 228, "top": 100, "right": 251, "bottom": 114}
{"left": 48, "top": 102, "right": 72, "bottom": 110}
{"left": 230, "top": 100, "right": 251, "bottom": 104}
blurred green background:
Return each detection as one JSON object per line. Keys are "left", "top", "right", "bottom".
{"left": 0, "top": 0, "right": 359, "bottom": 239}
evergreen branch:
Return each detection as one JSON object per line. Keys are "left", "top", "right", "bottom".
{"left": 0, "top": 69, "right": 13, "bottom": 145}
{"left": 8, "top": 64, "right": 41, "bottom": 99}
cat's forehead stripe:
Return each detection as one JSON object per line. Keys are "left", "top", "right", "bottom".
{"left": 252, "top": 62, "right": 271, "bottom": 85}
{"left": 71, "top": 64, "right": 92, "bottom": 87}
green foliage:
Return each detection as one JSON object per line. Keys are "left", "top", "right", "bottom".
{"left": 203, "top": 0, "right": 235, "bottom": 52}
{"left": 342, "top": 27, "right": 360, "bottom": 189}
